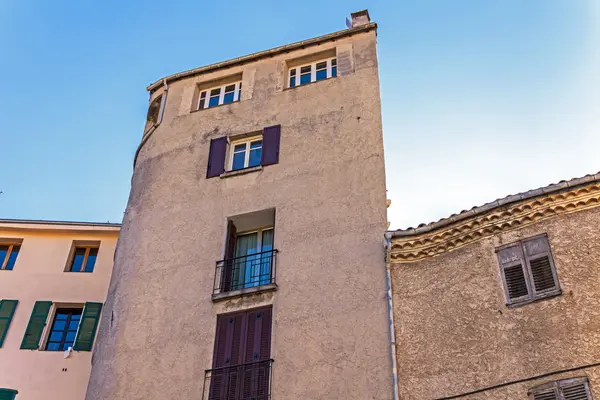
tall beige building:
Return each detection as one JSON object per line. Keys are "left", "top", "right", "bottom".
{"left": 388, "top": 174, "right": 600, "bottom": 399}
{"left": 86, "top": 10, "right": 393, "bottom": 400}
{"left": 0, "top": 219, "right": 119, "bottom": 400}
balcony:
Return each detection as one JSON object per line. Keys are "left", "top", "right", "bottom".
{"left": 203, "top": 359, "right": 274, "bottom": 400}
{"left": 213, "top": 250, "right": 278, "bottom": 299}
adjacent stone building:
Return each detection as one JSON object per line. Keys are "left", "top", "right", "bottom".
{"left": 388, "top": 174, "right": 600, "bottom": 399}
{"left": 86, "top": 10, "right": 393, "bottom": 400}
{"left": 0, "top": 219, "right": 119, "bottom": 400}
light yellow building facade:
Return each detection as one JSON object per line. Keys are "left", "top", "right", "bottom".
{"left": 0, "top": 219, "right": 119, "bottom": 400}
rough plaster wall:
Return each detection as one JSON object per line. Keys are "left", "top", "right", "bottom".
{"left": 391, "top": 206, "right": 600, "bottom": 400}
{"left": 86, "top": 30, "right": 392, "bottom": 400}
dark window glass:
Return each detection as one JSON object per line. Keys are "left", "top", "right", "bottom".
{"left": 46, "top": 309, "right": 82, "bottom": 351}
{"left": 5, "top": 245, "right": 20, "bottom": 270}
{"left": 332, "top": 66, "right": 337, "bottom": 77}
{"left": 316, "top": 69, "right": 327, "bottom": 81}
{"left": 71, "top": 248, "right": 86, "bottom": 272}
{"left": 223, "top": 92, "right": 235, "bottom": 104}
{"left": 289, "top": 76, "right": 296, "bottom": 87}
{"left": 208, "top": 96, "right": 220, "bottom": 107}
{"left": 210, "top": 88, "right": 221, "bottom": 96}
{"left": 290, "top": 69, "right": 296, "bottom": 76}
{"left": 316, "top": 61, "right": 327, "bottom": 70}
{"left": 249, "top": 145, "right": 262, "bottom": 167}
{"left": 199, "top": 98, "right": 205, "bottom": 109}
{"left": 85, "top": 248, "right": 98, "bottom": 272}
{"left": 232, "top": 152, "right": 246, "bottom": 171}
{"left": 300, "top": 73, "right": 311, "bottom": 85}
{"left": 300, "top": 65, "right": 311, "bottom": 74}
{"left": 225, "top": 84, "right": 236, "bottom": 92}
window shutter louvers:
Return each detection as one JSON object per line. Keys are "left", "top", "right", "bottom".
{"left": 533, "top": 391, "right": 558, "bottom": 400}
{"left": 504, "top": 264, "right": 529, "bottom": 300}
{"left": 562, "top": 383, "right": 590, "bottom": 400}
{"left": 260, "top": 125, "right": 281, "bottom": 166}
{"left": 0, "top": 300, "right": 18, "bottom": 347}
{"left": 20, "top": 301, "right": 52, "bottom": 349}
{"left": 523, "top": 236, "right": 559, "bottom": 294}
{"left": 206, "top": 136, "right": 228, "bottom": 178}
{"left": 498, "top": 245, "right": 531, "bottom": 303}
{"left": 73, "top": 302, "right": 102, "bottom": 351}
{"left": 0, "top": 389, "right": 17, "bottom": 400}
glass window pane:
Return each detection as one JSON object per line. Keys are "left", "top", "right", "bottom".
{"left": 0, "top": 245, "right": 8, "bottom": 269}
{"left": 210, "top": 88, "right": 221, "bottom": 96}
{"left": 62, "top": 342, "right": 73, "bottom": 351}
{"left": 199, "top": 91, "right": 206, "bottom": 99}
{"left": 223, "top": 92, "right": 234, "bottom": 104}
{"left": 70, "top": 248, "right": 86, "bottom": 272}
{"left": 316, "top": 61, "right": 327, "bottom": 70}
{"left": 49, "top": 331, "right": 63, "bottom": 342}
{"left": 289, "top": 76, "right": 296, "bottom": 87}
{"left": 65, "top": 331, "right": 77, "bottom": 343}
{"left": 5, "top": 245, "right": 19, "bottom": 270}
{"left": 52, "top": 320, "right": 66, "bottom": 331}
{"left": 332, "top": 58, "right": 337, "bottom": 66}
{"left": 250, "top": 140, "right": 262, "bottom": 149}
{"left": 56, "top": 313, "right": 68, "bottom": 320}
{"left": 224, "top": 84, "right": 235, "bottom": 93}
{"left": 85, "top": 248, "right": 98, "bottom": 272}
{"left": 234, "top": 143, "right": 246, "bottom": 152}
{"left": 332, "top": 66, "right": 337, "bottom": 77}
{"left": 232, "top": 152, "right": 246, "bottom": 170}
{"left": 47, "top": 342, "right": 60, "bottom": 351}
{"left": 208, "top": 96, "right": 220, "bottom": 108}
{"left": 198, "top": 98, "right": 205, "bottom": 109}
{"left": 68, "top": 320, "right": 80, "bottom": 330}
{"left": 300, "top": 73, "right": 311, "bottom": 85}
{"left": 249, "top": 148, "right": 262, "bottom": 167}
{"left": 316, "top": 69, "right": 327, "bottom": 81}
{"left": 300, "top": 65, "right": 311, "bottom": 74}
{"left": 290, "top": 69, "right": 296, "bottom": 76}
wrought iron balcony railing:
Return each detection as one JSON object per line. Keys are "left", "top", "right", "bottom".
{"left": 203, "top": 359, "right": 274, "bottom": 400}
{"left": 213, "top": 250, "right": 278, "bottom": 295}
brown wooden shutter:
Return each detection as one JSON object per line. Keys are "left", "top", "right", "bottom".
{"left": 522, "top": 235, "right": 559, "bottom": 295}
{"left": 207, "top": 137, "right": 227, "bottom": 178}
{"left": 497, "top": 245, "right": 530, "bottom": 303}
{"left": 260, "top": 125, "right": 281, "bottom": 166}
{"left": 222, "top": 221, "right": 237, "bottom": 292}
{"left": 0, "top": 300, "right": 18, "bottom": 347}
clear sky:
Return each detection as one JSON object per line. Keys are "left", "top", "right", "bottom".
{"left": 1, "top": 1, "right": 598, "bottom": 229}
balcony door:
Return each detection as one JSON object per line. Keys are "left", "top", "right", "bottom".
{"left": 208, "top": 307, "right": 272, "bottom": 400}
{"left": 232, "top": 228, "right": 274, "bottom": 289}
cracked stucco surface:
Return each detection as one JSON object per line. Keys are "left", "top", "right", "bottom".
{"left": 85, "top": 29, "right": 392, "bottom": 400}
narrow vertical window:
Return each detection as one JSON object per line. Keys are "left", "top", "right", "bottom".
{"left": 289, "top": 69, "right": 296, "bottom": 87}
{"left": 300, "top": 65, "right": 312, "bottom": 85}
{"left": 0, "top": 243, "right": 21, "bottom": 271}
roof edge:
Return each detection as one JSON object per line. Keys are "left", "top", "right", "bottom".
{"left": 146, "top": 23, "right": 377, "bottom": 92}
{"left": 0, "top": 218, "right": 121, "bottom": 229}
{"left": 390, "top": 172, "right": 600, "bottom": 238}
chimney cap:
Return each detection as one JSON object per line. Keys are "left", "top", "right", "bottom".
{"left": 350, "top": 9, "right": 371, "bottom": 27}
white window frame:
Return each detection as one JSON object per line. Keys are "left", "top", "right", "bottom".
{"left": 288, "top": 57, "right": 337, "bottom": 88}
{"left": 197, "top": 81, "right": 242, "bottom": 110}
{"left": 228, "top": 135, "right": 263, "bottom": 171}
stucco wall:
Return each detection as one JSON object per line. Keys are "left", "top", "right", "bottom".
{"left": 0, "top": 225, "right": 117, "bottom": 400}
{"left": 391, "top": 205, "right": 600, "bottom": 399}
{"left": 87, "top": 28, "right": 392, "bottom": 400}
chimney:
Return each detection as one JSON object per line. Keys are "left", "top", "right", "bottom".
{"left": 349, "top": 9, "right": 371, "bottom": 27}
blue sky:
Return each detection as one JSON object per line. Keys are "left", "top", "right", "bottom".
{"left": 0, "top": 1, "right": 598, "bottom": 229}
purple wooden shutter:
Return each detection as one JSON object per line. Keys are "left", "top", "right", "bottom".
{"left": 207, "top": 137, "right": 227, "bottom": 178}
{"left": 222, "top": 221, "right": 237, "bottom": 292}
{"left": 260, "top": 125, "right": 281, "bottom": 166}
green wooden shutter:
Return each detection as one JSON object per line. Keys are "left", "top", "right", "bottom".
{"left": 0, "top": 389, "right": 17, "bottom": 400}
{"left": 20, "top": 301, "right": 51, "bottom": 350}
{"left": 0, "top": 300, "right": 18, "bottom": 347}
{"left": 73, "top": 302, "right": 102, "bottom": 351}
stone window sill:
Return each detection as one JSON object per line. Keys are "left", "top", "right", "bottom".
{"left": 220, "top": 166, "right": 262, "bottom": 179}
{"left": 212, "top": 283, "right": 277, "bottom": 302}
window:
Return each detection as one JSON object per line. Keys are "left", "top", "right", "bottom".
{"left": 21, "top": 301, "right": 103, "bottom": 351}
{"left": 231, "top": 228, "right": 274, "bottom": 289}
{"left": 529, "top": 377, "right": 592, "bottom": 400}
{"left": 205, "top": 307, "right": 273, "bottom": 400}
{"left": 206, "top": 125, "right": 281, "bottom": 178}
{"left": 197, "top": 81, "right": 242, "bottom": 110}
{"left": 0, "top": 242, "right": 21, "bottom": 271}
{"left": 0, "top": 389, "right": 17, "bottom": 400}
{"left": 67, "top": 245, "right": 99, "bottom": 273}
{"left": 230, "top": 137, "right": 262, "bottom": 171}
{"left": 45, "top": 308, "right": 82, "bottom": 351}
{"left": 497, "top": 234, "right": 560, "bottom": 305}
{"left": 288, "top": 57, "right": 337, "bottom": 87}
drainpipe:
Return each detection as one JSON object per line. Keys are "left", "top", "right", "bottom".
{"left": 385, "top": 232, "right": 400, "bottom": 400}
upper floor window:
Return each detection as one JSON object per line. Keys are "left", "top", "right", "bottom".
{"left": 529, "top": 377, "right": 592, "bottom": 400}
{"left": 197, "top": 81, "right": 242, "bottom": 110}
{"left": 497, "top": 234, "right": 560, "bottom": 306}
{"left": 288, "top": 57, "right": 337, "bottom": 87}
{"left": 66, "top": 243, "right": 99, "bottom": 273}
{"left": 0, "top": 241, "right": 21, "bottom": 271}
{"left": 230, "top": 136, "right": 262, "bottom": 171}
{"left": 46, "top": 308, "right": 82, "bottom": 351}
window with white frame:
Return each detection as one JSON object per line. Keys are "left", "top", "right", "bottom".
{"left": 229, "top": 136, "right": 262, "bottom": 171}
{"left": 197, "top": 81, "right": 242, "bottom": 110}
{"left": 288, "top": 58, "right": 337, "bottom": 88}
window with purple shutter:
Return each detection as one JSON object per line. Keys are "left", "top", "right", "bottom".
{"left": 260, "top": 125, "right": 281, "bottom": 166}
{"left": 207, "top": 137, "right": 228, "bottom": 178}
